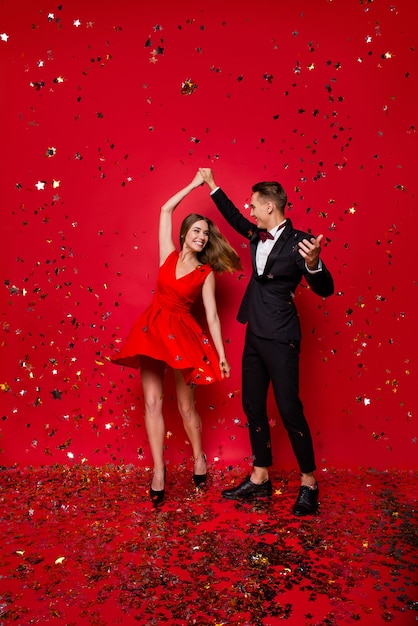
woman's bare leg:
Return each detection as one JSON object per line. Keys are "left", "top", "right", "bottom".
{"left": 140, "top": 356, "right": 166, "bottom": 491}
{"left": 174, "top": 370, "right": 207, "bottom": 475}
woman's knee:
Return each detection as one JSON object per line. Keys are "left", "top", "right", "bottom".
{"left": 144, "top": 394, "right": 163, "bottom": 416}
{"left": 177, "top": 400, "right": 195, "bottom": 421}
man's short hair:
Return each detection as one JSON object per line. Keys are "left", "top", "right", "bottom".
{"left": 252, "top": 181, "right": 287, "bottom": 212}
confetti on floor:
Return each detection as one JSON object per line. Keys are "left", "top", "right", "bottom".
{"left": 0, "top": 466, "right": 416, "bottom": 625}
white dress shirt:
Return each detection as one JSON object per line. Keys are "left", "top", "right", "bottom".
{"left": 209, "top": 187, "right": 322, "bottom": 276}
{"left": 256, "top": 222, "right": 286, "bottom": 275}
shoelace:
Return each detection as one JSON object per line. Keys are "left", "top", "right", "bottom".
{"left": 298, "top": 485, "right": 316, "bottom": 502}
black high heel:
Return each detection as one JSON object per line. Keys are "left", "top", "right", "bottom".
{"left": 150, "top": 467, "right": 166, "bottom": 506}
{"left": 193, "top": 454, "right": 207, "bottom": 488}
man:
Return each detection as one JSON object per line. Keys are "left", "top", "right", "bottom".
{"left": 199, "top": 168, "right": 334, "bottom": 516}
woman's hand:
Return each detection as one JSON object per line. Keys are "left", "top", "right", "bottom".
{"left": 190, "top": 170, "right": 204, "bottom": 189}
{"left": 219, "top": 358, "right": 231, "bottom": 379}
{"left": 199, "top": 168, "right": 217, "bottom": 191}
{"left": 159, "top": 172, "right": 205, "bottom": 265}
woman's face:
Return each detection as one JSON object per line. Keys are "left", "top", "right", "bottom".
{"left": 183, "top": 219, "right": 209, "bottom": 252}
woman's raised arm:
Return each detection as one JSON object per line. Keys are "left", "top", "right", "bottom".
{"left": 159, "top": 171, "right": 204, "bottom": 265}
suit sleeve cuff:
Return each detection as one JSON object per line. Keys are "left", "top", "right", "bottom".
{"left": 305, "top": 259, "right": 323, "bottom": 274}
{"left": 210, "top": 187, "right": 221, "bottom": 195}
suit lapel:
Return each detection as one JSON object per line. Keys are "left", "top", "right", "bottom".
{"left": 263, "top": 220, "right": 293, "bottom": 276}
{"left": 250, "top": 235, "right": 259, "bottom": 275}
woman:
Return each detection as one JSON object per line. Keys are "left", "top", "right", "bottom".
{"left": 112, "top": 171, "right": 242, "bottom": 505}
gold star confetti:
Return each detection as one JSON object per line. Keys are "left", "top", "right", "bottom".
{"left": 181, "top": 78, "right": 197, "bottom": 95}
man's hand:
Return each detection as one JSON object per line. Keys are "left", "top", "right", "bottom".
{"left": 199, "top": 168, "right": 217, "bottom": 191}
{"left": 298, "top": 234, "right": 323, "bottom": 270}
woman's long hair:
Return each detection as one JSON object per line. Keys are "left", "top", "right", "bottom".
{"left": 180, "top": 213, "right": 242, "bottom": 274}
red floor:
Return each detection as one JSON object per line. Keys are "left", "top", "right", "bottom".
{"left": 0, "top": 466, "right": 416, "bottom": 625}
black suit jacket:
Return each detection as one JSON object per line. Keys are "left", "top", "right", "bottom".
{"left": 211, "top": 188, "right": 334, "bottom": 341}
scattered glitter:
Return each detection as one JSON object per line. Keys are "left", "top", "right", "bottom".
{"left": 181, "top": 78, "right": 198, "bottom": 95}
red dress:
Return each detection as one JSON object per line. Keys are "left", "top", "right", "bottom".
{"left": 112, "top": 251, "right": 223, "bottom": 385}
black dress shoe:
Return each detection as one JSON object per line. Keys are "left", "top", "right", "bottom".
{"left": 193, "top": 454, "right": 207, "bottom": 488}
{"left": 292, "top": 484, "right": 319, "bottom": 516}
{"left": 150, "top": 467, "right": 166, "bottom": 506}
{"left": 221, "top": 476, "right": 272, "bottom": 500}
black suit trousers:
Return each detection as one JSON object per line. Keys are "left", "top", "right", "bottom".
{"left": 241, "top": 326, "right": 316, "bottom": 474}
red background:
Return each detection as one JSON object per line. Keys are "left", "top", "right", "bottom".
{"left": 1, "top": 0, "right": 417, "bottom": 471}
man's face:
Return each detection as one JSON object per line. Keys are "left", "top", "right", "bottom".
{"left": 250, "top": 192, "right": 271, "bottom": 229}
